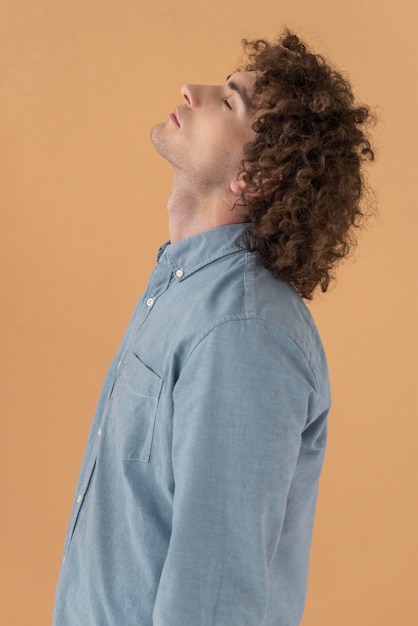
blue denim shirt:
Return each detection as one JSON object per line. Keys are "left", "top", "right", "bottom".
{"left": 53, "top": 223, "right": 330, "bottom": 626}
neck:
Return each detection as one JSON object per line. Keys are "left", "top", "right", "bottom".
{"left": 167, "top": 173, "right": 246, "bottom": 243}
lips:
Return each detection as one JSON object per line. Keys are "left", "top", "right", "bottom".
{"left": 169, "top": 108, "right": 180, "bottom": 127}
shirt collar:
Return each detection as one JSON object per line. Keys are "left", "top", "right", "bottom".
{"left": 157, "top": 223, "right": 250, "bottom": 281}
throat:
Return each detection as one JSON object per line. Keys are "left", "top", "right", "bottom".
{"left": 167, "top": 177, "right": 245, "bottom": 243}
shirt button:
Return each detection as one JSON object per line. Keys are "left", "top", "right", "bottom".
{"left": 117, "top": 359, "right": 122, "bottom": 369}
{"left": 98, "top": 428, "right": 102, "bottom": 438}
{"left": 76, "top": 494, "right": 83, "bottom": 504}
{"left": 175, "top": 268, "right": 184, "bottom": 278}
{"left": 146, "top": 297, "right": 154, "bottom": 307}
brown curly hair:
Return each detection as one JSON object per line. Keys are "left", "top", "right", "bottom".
{"left": 237, "top": 29, "right": 375, "bottom": 299}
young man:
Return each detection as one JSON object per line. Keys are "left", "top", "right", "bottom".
{"left": 53, "top": 30, "right": 373, "bottom": 625}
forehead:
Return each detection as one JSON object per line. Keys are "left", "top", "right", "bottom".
{"left": 225, "top": 71, "right": 256, "bottom": 88}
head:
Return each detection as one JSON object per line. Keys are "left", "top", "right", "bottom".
{"left": 150, "top": 71, "right": 257, "bottom": 195}
{"left": 151, "top": 28, "right": 374, "bottom": 298}
{"left": 236, "top": 29, "right": 375, "bottom": 299}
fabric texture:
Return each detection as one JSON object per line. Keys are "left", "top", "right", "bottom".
{"left": 53, "top": 223, "right": 330, "bottom": 626}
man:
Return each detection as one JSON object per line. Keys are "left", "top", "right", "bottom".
{"left": 53, "top": 29, "right": 373, "bottom": 625}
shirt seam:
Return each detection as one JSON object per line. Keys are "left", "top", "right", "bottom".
{"left": 183, "top": 315, "right": 321, "bottom": 402}
{"left": 243, "top": 251, "right": 321, "bottom": 415}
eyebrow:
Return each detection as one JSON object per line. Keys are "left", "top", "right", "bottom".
{"left": 225, "top": 75, "right": 253, "bottom": 113}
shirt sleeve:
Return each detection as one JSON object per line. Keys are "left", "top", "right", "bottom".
{"left": 152, "top": 318, "right": 327, "bottom": 626}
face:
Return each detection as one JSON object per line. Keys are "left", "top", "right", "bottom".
{"left": 150, "top": 72, "right": 257, "bottom": 190}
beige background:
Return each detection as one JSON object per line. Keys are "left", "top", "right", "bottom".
{"left": 1, "top": 1, "right": 417, "bottom": 624}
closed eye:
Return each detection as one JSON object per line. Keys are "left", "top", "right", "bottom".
{"left": 223, "top": 98, "right": 232, "bottom": 110}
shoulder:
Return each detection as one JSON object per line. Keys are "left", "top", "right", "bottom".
{"left": 185, "top": 250, "right": 327, "bottom": 380}
{"left": 242, "top": 251, "right": 321, "bottom": 360}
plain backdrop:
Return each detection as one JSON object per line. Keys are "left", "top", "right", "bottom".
{"left": 1, "top": 1, "right": 417, "bottom": 624}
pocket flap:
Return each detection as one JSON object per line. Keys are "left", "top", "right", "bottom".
{"left": 108, "top": 353, "right": 163, "bottom": 462}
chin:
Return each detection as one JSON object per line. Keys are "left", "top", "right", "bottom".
{"left": 150, "top": 124, "right": 168, "bottom": 156}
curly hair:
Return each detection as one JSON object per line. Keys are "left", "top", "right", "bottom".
{"left": 237, "top": 29, "right": 375, "bottom": 299}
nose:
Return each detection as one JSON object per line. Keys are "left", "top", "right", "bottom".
{"left": 181, "top": 83, "right": 216, "bottom": 108}
{"left": 181, "top": 83, "right": 220, "bottom": 109}
{"left": 181, "top": 84, "right": 197, "bottom": 108}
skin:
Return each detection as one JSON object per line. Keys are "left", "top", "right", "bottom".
{"left": 150, "top": 71, "right": 257, "bottom": 243}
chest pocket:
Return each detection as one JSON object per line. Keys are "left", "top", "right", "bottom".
{"left": 108, "top": 353, "right": 163, "bottom": 462}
